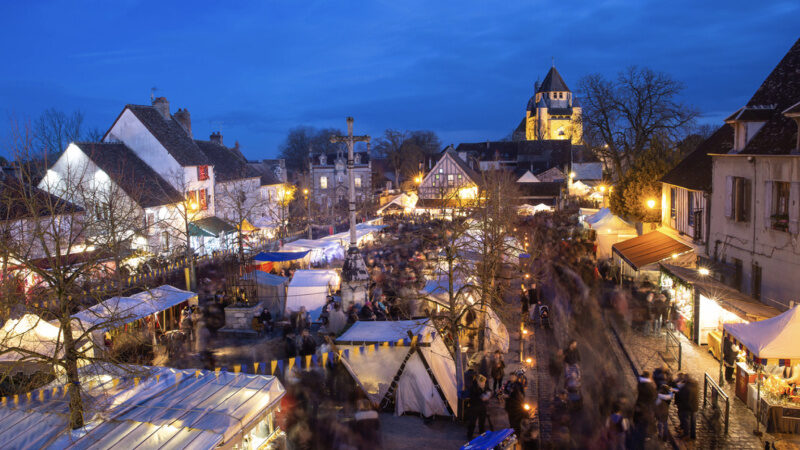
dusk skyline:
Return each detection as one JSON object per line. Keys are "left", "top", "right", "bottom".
{"left": 1, "top": 0, "right": 798, "bottom": 159}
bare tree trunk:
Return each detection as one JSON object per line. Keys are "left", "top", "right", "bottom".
{"left": 60, "top": 313, "right": 85, "bottom": 429}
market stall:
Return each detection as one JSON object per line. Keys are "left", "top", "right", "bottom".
{"left": 0, "top": 314, "right": 92, "bottom": 374}
{"left": 612, "top": 231, "right": 693, "bottom": 283}
{"left": 660, "top": 263, "right": 780, "bottom": 346}
{"left": 251, "top": 250, "right": 311, "bottom": 273}
{"left": 285, "top": 269, "right": 340, "bottom": 321}
{"left": 0, "top": 364, "right": 286, "bottom": 449}
{"left": 249, "top": 271, "right": 290, "bottom": 319}
{"left": 724, "top": 306, "right": 800, "bottom": 434}
{"left": 282, "top": 239, "right": 344, "bottom": 265}
{"left": 583, "top": 208, "right": 637, "bottom": 259}
{"left": 72, "top": 285, "right": 197, "bottom": 350}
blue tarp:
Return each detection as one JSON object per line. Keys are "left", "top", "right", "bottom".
{"left": 253, "top": 251, "right": 310, "bottom": 262}
{"left": 461, "top": 429, "right": 515, "bottom": 450}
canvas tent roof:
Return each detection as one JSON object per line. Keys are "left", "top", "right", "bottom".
{"left": 0, "top": 314, "right": 67, "bottom": 362}
{"left": 336, "top": 319, "right": 458, "bottom": 417}
{"left": 584, "top": 208, "right": 636, "bottom": 234}
{"left": 72, "top": 285, "right": 196, "bottom": 332}
{"left": 724, "top": 306, "right": 800, "bottom": 363}
{"left": 0, "top": 364, "right": 285, "bottom": 449}
{"left": 253, "top": 251, "right": 310, "bottom": 262}
{"left": 612, "top": 231, "right": 693, "bottom": 271}
{"left": 285, "top": 270, "right": 340, "bottom": 321}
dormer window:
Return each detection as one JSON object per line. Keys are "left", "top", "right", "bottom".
{"left": 354, "top": 153, "right": 361, "bottom": 164}
{"left": 319, "top": 154, "right": 327, "bottom": 165}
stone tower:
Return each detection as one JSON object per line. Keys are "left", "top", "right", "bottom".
{"left": 524, "top": 66, "right": 582, "bottom": 143}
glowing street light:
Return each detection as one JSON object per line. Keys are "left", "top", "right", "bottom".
{"left": 646, "top": 199, "right": 656, "bottom": 209}
{"left": 698, "top": 267, "right": 710, "bottom": 276}
{"left": 414, "top": 175, "right": 422, "bottom": 184}
{"left": 523, "top": 403, "right": 531, "bottom": 411}
{"left": 599, "top": 185, "right": 606, "bottom": 193}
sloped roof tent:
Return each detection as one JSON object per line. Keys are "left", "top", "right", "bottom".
{"left": 612, "top": 231, "right": 693, "bottom": 271}
{"left": 724, "top": 306, "right": 800, "bottom": 364}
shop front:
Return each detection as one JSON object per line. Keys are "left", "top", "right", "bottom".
{"left": 659, "top": 263, "right": 780, "bottom": 349}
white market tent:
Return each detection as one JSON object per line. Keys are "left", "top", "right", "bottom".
{"left": 584, "top": 208, "right": 637, "bottom": 259}
{"left": 0, "top": 364, "right": 285, "bottom": 449}
{"left": 518, "top": 203, "right": 554, "bottom": 216}
{"left": 283, "top": 238, "right": 344, "bottom": 264}
{"left": 421, "top": 277, "right": 509, "bottom": 353}
{"left": 0, "top": 314, "right": 66, "bottom": 362}
{"left": 336, "top": 319, "right": 458, "bottom": 417}
{"left": 321, "top": 223, "right": 387, "bottom": 248}
{"left": 285, "top": 269, "right": 340, "bottom": 321}
{"left": 723, "top": 306, "right": 800, "bottom": 364}
{"left": 72, "top": 285, "right": 197, "bottom": 333}
{"left": 248, "top": 271, "right": 289, "bottom": 318}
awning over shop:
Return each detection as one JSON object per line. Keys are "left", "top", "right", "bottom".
{"left": 189, "top": 216, "right": 236, "bottom": 237}
{"left": 612, "top": 231, "right": 693, "bottom": 271}
{"left": 238, "top": 218, "right": 257, "bottom": 232}
{"left": 724, "top": 306, "right": 800, "bottom": 365}
{"left": 253, "top": 251, "right": 310, "bottom": 262}
{"left": 661, "top": 263, "right": 781, "bottom": 322}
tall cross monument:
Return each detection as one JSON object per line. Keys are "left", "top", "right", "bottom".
{"left": 330, "top": 117, "right": 371, "bottom": 310}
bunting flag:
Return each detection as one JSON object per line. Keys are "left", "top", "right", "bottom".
{"left": 359, "top": 346, "right": 366, "bottom": 355}
{"left": 51, "top": 387, "right": 58, "bottom": 396}
{"left": 396, "top": 339, "right": 404, "bottom": 346}
{"left": 312, "top": 354, "right": 319, "bottom": 367}
{"left": 155, "top": 374, "right": 161, "bottom": 383}
{"left": 1, "top": 397, "right": 6, "bottom": 404}
{"left": 25, "top": 392, "right": 31, "bottom": 401}
{"left": 322, "top": 352, "right": 329, "bottom": 367}
{"left": 38, "top": 390, "right": 44, "bottom": 401}
{"left": 287, "top": 357, "right": 295, "bottom": 372}
{"left": 295, "top": 356, "right": 301, "bottom": 370}
{"left": 233, "top": 364, "right": 241, "bottom": 374}
{"left": 389, "top": 341, "right": 395, "bottom": 347}
{"left": 134, "top": 377, "right": 140, "bottom": 386}
{"left": 277, "top": 359, "right": 284, "bottom": 374}
{"left": 271, "top": 360, "right": 278, "bottom": 375}
{"left": 368, "top": 344, "right": 375, "bottom": 354}
{"left": 305, "top": 354, "right": 312, "bottom": 370}
{"left": 13, "top": 395, "right": 18, "bottom": 404}
{"left": 382, "top": 341, "right": 389, "bottom": 347}
{"left": 175, "top": 373, "right": 182, "bottom": 383}
{"left": 344, "top": 349, "right": 350, "bottom": 359}
{"left": 111, "top": 379, "right": 119, "bottom": 389}
{"left": 253, "top": 362, "right": 260, "bottom": 374}
{"left": 196, "top": 370, "right": 203, "bottom": 378}
{"left": 214, "top": 367, "right": 221, "bottom": 377}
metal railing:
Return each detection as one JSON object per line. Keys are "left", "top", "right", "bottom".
{"left": 665, "top": 329, "right": 682, "bottom": 371}
{"left": 703, "top": 372, "right": 730, "bottom": 434}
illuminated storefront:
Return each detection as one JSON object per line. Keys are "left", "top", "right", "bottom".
{"left": 659, "top": 263, "right": 780, "bottom": 351}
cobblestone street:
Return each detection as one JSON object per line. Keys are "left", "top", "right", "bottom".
{"left": 612, "top": 320, "right": 800, "bottom": 449}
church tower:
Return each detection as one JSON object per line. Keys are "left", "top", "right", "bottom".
{"left": 522, "top": 66, "right": 582, "bottom": 143}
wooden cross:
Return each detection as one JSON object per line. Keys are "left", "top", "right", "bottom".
{"left": 330, "top": 117, "right": 370, "bottom": 248}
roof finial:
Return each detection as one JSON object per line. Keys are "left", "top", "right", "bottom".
{"left": 551, "top": 56, "right": 555, "bottom": 68}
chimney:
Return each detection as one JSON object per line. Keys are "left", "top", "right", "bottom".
{"left": 210, "top": 131, "right": 223, "bottom": 145}
{"left": 152, "top": 96, "right": 170, "bottom": 119}
{"left": 174, "top": 108, "right": 192, "bottom": 138}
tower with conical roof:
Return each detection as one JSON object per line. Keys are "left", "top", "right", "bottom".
{"left": 523, "top": 65, "right": 582, "bottom": 143}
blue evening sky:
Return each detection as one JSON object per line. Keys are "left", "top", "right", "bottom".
{"left": 0, "top": 1, "right": 798, "bottom": 159}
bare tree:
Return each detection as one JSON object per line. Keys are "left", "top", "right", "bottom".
{"left": 32, "top": 109, "right": 85, "bottom": 156}
{"left": 578, "top": 66, "right": 698, "bottom": 179}
{"left": 0, "top": 121, "right": 150, "bottom": 429}
{"left": 279, "top": 126, "right": 342, "bottom": 174}
{"left": 373, "top": 129, "right": 443, "bottom": 190}
{"left": 216, "top": 177, "right": 269, "bottom": 261}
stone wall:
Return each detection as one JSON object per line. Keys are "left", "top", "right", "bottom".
{"left": 224, "top": 301, "right": 264, "bottom": 330}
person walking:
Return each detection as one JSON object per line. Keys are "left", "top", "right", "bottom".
{"left": 465, "top": 374, "right": 492, "bottom": 441}
{"left": 353, "top": 399, "right": 382, "bottom": 449}
{"left": 653, "top": 294, "right": 665, "bottom": 336}
{"left": 527, "top": 282, "right": 540, "bottom": 320}
{"left": 604, "top": 403, "right": 630, "bottom": 450}
{"left": 723, "top": 337, "right": 739, "bottom": 383}
{"left": 520, "top": 287, "right": 530, "bottom": 320}
{"left": 643, "top": 293, "right": 654, "bottom": 336}
{"left": 564, "top": 340, "right": 580, "bottom": 366}
{"left": 504, "top": 376, "right": 526, "bottom": 438}
{"left": 676, "top": 373, "right": 699, "bottom": 440}
{"left": 490, "top": 351, "right": 506, "bottom": 393}
{"left": 654, "top": 384, "right": 673, "bottom": 442}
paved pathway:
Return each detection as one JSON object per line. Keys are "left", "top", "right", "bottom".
{"left": 611, "top": 319, "right": 797, "bottom": 449}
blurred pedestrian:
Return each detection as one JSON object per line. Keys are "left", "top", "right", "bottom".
{"left": 491, "top": 351, "right": 506, "bottom": 392}
{"left": 465, "top": 374, "right": 491, "bottom": 440}
{"left": 676, "top": 374, "right": 699, "bottom": 440}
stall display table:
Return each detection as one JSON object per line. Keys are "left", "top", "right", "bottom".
{"left": 736, "top": 362, "right": 757, "bottom": 403}
{"left": 759, "top": 398, "right": 800, "bottom": 434}
{"left": 747, "top": 383, "right": 759, "bottom": 410}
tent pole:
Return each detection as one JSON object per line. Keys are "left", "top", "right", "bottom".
{"left": 719, "top": 331, "right": 725, "bottom": 386}
{"left": 753, "top": 364, "right": 763, "bottom": 437}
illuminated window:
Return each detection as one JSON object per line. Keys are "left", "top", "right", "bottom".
{"left": 197, "top": 165, "right": 209, "bottom": 181}
{"left": 355, "top": 176, "right": 362, "bottom": 188}
{"left": 320, "top": 176, "right": 328, "bottom": 189}
{"left": 447, "top": 174, "right": 454, "bottom": 186}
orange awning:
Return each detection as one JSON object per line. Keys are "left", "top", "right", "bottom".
{"left": 612, "top": 231, "right": 693, "bottom": 271}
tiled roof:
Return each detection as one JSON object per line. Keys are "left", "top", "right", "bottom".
{"left": 194, "top": 140, "right": 258, "bottom": 182}
{"left": 660, "top": 124, "right": 734, "bottom": 192}
{"left": 537, "top": 66, "right": 570, "bottom": 93}
{"left": 0, "top": 177, "right": 83, "bottom": 220}
{"left": 76, "top": 142, "right": 183, "bottom": 208}
{"left": 247, "top": 160, "right": 286, "bottom": 186}
{"left": 311, "top": 152, "right": 370, "bottom": 166}
{"left": 122, "top": 105, "right": 209, "bottom": 166}
{"left": 443, "top": 149, "right": 481, "bottom": 184}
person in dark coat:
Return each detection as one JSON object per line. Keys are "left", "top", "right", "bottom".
{"left": 564, "top": 340, "right": 580, "bottom": 366}
{"left": 675, "top": 374, "right": 699, "bottom": 440}
{"left": 490, "top": 351, "right": 506, "bottom": 392}
{"left": 466, "top": 374, "right": 492, "bottom": 440}
{"left": 299, "top": 329, "right": 316, "bottom": 356}
{"left": 520, "top": 287, "right": 530, "bottom": 318}
{"left": 723, "top": 337, "right": 739, "bottom": 383}
{"left": 549, "top": 349, "right": 565, "bottom": 388}
{"left": 504, "top": 378, "right": 526, "bottom": 437}
{"left": 636, "top": 371, "right": 657, "bottom": 407}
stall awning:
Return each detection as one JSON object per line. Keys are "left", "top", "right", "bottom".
{"left": 190, "top": 216, "right": 236, "bottom": 237}
{"left": 72, "top": 285, "right": 197, "bottom": 332}
{"left": 238, "top": 218, "right": 257, "bottom": 232}
{"left": 253, "top": 251, "right": 310, "bottom": 262}
{"left": 724, "top": 306, "right": 800, "bottom": 364}
{"left": 661, "top": 263, "right": 781, "bottom": 322}
{"left": 612, "top": 231, "right": 693, "bottom": 271}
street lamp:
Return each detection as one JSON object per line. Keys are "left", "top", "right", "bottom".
{"left": 303, "top": 189, "right": 310, "bottom": 239}
{"left": 646, "top": 199, "right": 656, "bottom": 209}
{"left": 698, "top": 267, "right": 710, "bottom": 276}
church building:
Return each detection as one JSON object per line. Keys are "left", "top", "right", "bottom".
{"left": 513, "top": 66, "right": 582, "bottom": 143}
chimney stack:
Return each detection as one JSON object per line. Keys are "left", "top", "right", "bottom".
{"left": 210, "top": 131, "right": 223, "bottom": 145}
{"left": 152, "top": 96, "right": 170, "bottom": 119}
{"left": 174, "top": 108, "right": 192, "bottom": 138}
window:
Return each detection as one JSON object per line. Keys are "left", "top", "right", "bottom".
{"left": 771, "top": 181, "right": 790, "bottom": 231}
{"left": 752, "top": 262, "right": 762, "bottom": 301}
{"left": 199, "top": 189, "right": 208, "bottom": 210}
{"left": 320, "top": 176, "right": 328, "bottom": 189}
{"left": 693, "top": 210, "right": 703, "bottom": 241}
{"left": 161, "top": 231, "right": 170, "bottom": 250}
{"left": 726, "top": 176, "right": 751, "bottom": 222}
{"left": 197, "top": 165, "right": 209, "bottom": 181}
{"left": 447, "top": 174, "right": 454, "bottom": 186}
{"left": 670, "top": 187, "right": 677, "bottom": 219}
{"left": 687, "top": 191, "right": 694, "bottom": 225}
{"left": 435, "top": 174, "right": 440, "bottom": 180}
{"left": 458, "top": 174, "right": 462, "bottom": 180}
{"left": 354, "top": 176, "right": 362, "bottom": 188}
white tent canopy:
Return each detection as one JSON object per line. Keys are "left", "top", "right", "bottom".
{"left": 518, "top": 203, "right": 553, "bottom": 215}
{"left": 0, "top": 314, "right": 67, "bottom": 362}
{"left": 285, "top": 269, "right": 340, "bottom": 321}
{"left": 336, "top": 319, "right": 458, "bottom": 417}
{"left": 584, "top": 208, "right": 638, "bottom": 259}
{"left": 72, "top": 285, "right": 197, "bottom": 333}
{"left": 0, "top": 364, "right": 285, "bottom": 449}
{"left": 724, "top": 306, "right": 800, "bottom": 362}
{"left": 283, "top": 238, "right": 344, "bottom": 264}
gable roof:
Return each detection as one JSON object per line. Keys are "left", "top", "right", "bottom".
{"left": 76, "top": 142, "right": 184, "bottom": 208}
{"left": 113, "top": 105, "right": 209, "bottom": 166}
{"left": 442, "top": 149, "right": 480, "bottom": 183}
{"left": 1, "top": 177, "right": 83, "bottom": 220}
{"left": 247, "top": 159, "right": 286, "bottom": 186}
{"left": 537, "top": 66, "right": 570, "bottom": 93}
{"left": 661, "top": 124, "right": 734, "bottom": 192}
